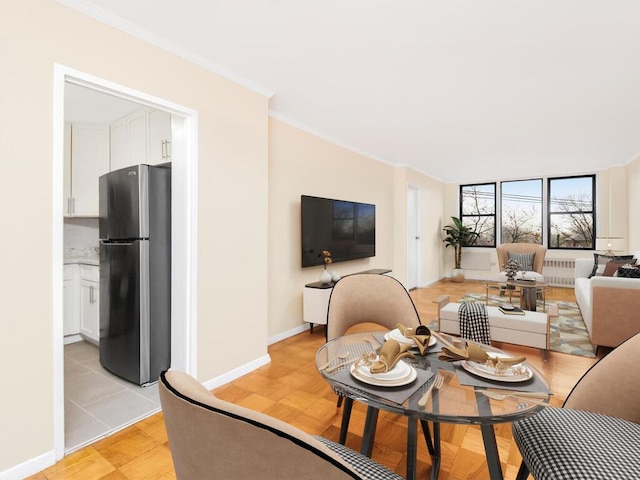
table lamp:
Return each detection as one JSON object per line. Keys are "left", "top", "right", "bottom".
{"left": 595, "top": 237, "right": 626, "bottom": 256}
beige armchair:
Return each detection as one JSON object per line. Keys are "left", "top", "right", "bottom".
{"left": 159, "top": 370, "right": 404, "bottom": 480}
{"left": 326, "top": 273, "right": 423, "bottom": 449}
{"left": 496, "top": 243, "right": 547, "bottom": 281}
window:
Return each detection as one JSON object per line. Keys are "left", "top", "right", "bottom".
{"left": 460, "top": 174, "right": 596, "bottom": 248}
{"left": 460, "top": 183, "right": 496, "bottom": 246}
{"left": 548, "top": 175, "right": 595, "bottom": 249}
{"left": 501, "top": 179, "right": 542, "bottom": 244}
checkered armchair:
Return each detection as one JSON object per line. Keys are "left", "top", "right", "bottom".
{"left": 512, "top": 332, "right": 640, "bottom": 479}
{"left": 159, "top": 370, "right": 404, "bottom": 480}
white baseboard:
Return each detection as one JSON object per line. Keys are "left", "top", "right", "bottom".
{"left": 0, "top": 450, "right": 55, "bottom": 480}
{"left": 268, "top": 323, "right": 310, "bottom": 345}
{"left": 201, "top": 354, "right": 271, "bottom": 391}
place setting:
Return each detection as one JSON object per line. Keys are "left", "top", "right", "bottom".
{"left": 438, "top": 341, "right": 552, "bottom": 394}
{"left": 330, "top": 338, "right": 435, "bottom": 405}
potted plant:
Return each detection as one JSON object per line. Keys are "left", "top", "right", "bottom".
{"left": 442, "top": 216, "right": 479, "bottom": 282}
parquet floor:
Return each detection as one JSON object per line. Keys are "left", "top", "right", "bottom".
{"left": 29, "top": 280, "right": 601, "bottom": 480}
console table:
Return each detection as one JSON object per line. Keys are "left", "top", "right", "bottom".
{"left": 303, "top": 268, "right": 392, "bottom": 333}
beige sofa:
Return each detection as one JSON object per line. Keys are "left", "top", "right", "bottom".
{"left": 574, "top": 251, "right": 640, "bottom": 348}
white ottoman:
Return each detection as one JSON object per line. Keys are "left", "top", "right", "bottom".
{"left": 434, "top": 296, "right": 552, "bottom": 360}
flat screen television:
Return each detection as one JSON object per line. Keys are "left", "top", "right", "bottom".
{"left": 301, "top": 195, "right": 376, "bottom": 268}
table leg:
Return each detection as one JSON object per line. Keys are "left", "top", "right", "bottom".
{"left": 520, "top": 286, "right": 537, "bottom": 311}
{"left": 475, "top": 391, "right": 504, "bottom": 480}
{"left": 406, "top": 418, "right": 417, "bottom": 480}
{"left": 480, "top": 423, "right": 504, "bottom": 480}
{"left": 360, "top": 406, "right": 379, "bottom": 457}
{"left": 339, "top": 397, "right": 353, "bottom": 444}
{"left": 420, "top": 420, "right": 441, "bottom": 480}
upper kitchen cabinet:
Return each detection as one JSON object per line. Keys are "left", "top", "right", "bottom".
{"left": 64, "top": 123, "right": 110, "bottom": 217}
{"left": 110, "top": 107, "right": 171, "bottom": 171}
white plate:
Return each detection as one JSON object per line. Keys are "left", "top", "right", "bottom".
{"left": 499, "top": 303, "right": 515, "bottom": 310}
{"left": 461, "top": 358, "right": 533, "bottom": 383}
{"left": 385, "top": 329, "right": 437, "bottom": 348}
{"left": 350, "top": 363, "right": 417, "bottom": 387}
{"left": 355, "top": 359, "right": 411, "bottom": 381}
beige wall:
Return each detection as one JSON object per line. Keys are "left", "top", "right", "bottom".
{"left": 0, "top": 0, "right": 268, "bottom": 472}
{"left": 268, "top": 118, "right": 397, "bottom": 336}
{"left": 627, "top": 157, "right": 640, "bottom": 251}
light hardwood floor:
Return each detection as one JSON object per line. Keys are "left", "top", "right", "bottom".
{"left": 29, "top": 280, "right": 601, "bottom": 480}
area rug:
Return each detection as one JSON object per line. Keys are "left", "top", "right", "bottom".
{"left": 429, "top": 293, "right": 597, "bottom": 358}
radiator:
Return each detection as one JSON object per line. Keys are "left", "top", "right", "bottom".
{"left": 542, "top": 258, "right": 575, "bottom": 287}
{"left": 461, "top": 251, "right": 492, "bottom": 271}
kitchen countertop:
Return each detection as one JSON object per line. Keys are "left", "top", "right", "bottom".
{"left": 64, "top": 248, "right": 99, "bottom": 266}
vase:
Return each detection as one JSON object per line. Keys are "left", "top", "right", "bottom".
{"left": 320, "top": 269, "right": 332, "bottom": 284}
{"left": 331, "top": 271, "right": 340, "bottom": 282}
{"left": 450, "top": 268, "right": 465, "bottom": 283}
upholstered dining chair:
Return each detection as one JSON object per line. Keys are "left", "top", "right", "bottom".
{"left": 496, "top": 243, "right": 547, "bottom": 281}
{"left": 512, "top": 332, "right": 640, "bottom": 479}
{"left": 159, "top": 370, "right": 404, "bottom": 480}
{"left": 326, "top": 273, "right": 423, "bottom": 448}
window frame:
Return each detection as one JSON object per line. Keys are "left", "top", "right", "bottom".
{"left": 459, "top": 174, "right": 597, "bottom": 249}
{"left": 459, "top": 182, "right": 497, "bottom": 248}
{"left": 546, "top": 174, "right": 596, "bottom": 250}
{"left": 500, "top": 178, "right": 543, "bottom": 245}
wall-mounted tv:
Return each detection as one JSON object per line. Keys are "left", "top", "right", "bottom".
{"left": 301, "top": 195, "right": 376, "bottom": 268}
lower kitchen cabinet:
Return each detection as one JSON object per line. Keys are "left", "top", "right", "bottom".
{"left": 79, "top": 265, "right": 100, "bottom": 344}
{"left": 64, "top": 264, "right": 99, "bottom": 344}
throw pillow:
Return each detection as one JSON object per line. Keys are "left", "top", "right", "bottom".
{"left": 507, "top": 252, "right": 535, "bottom": 272}
{"left": 616, "top": 264, "right": 640, "bottom": 279}
{"left": 588, "top": 254, "right": 635, "bottom": 278}
{"left": 602, "top": 258, "right": 636, "bottom": 277}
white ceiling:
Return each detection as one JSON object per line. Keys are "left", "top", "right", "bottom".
{"left": 61, "top": 0, "right": 640, "bottom": 183}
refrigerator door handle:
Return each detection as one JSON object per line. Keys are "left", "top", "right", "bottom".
{"left": 100, "top": 240, "right": 134, "bottom": 246}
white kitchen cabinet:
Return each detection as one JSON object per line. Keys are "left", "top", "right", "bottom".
{"left": 63, "top": 264, "right": 80, "bottom": 340}
{"left": 109, "top": 107, "right": 171, "bottom": 171}
{"left": 64, "top": 124, "right": 110, "bottom": 216}
{"left": 79, "top": 265, "right": 100, "bottom": 344}
{"left": 127, "top": 108, "right": 148, "bottom": 166}
{"left": 109, "top": 116, "right": 128, "bottom": 172}
{"left": 148, "top": 108, "right": 171, "bottom": 164}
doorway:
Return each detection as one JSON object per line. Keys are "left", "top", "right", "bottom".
{"left": 407, "top": 185, "right": 423, "bottom": 290}
{"left": 53, "top": 65, "right": 198, "bottom": 459}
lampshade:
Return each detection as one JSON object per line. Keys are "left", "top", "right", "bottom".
{"left": 595, "top": 237, "right": 626, "bottom": 255}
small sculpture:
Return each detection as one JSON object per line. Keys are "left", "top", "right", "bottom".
{"left": 503, "top": 259, "right": 519, "bottom": 281}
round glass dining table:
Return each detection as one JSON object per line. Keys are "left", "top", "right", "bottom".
{"left": 315, "top": 331, "right": 551, "bottom": 480}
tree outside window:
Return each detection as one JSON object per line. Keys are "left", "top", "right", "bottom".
{"left": 501, "top": 179, "right": 542, "bottom": 244}
{"left": 548, "top": 175, "right": 595, "bottom": 249}
{"left": 460, "top": 183, "right": 495, "bottom": 246}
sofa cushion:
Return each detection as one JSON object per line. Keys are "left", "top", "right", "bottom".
{"left": 617, "top": 264, "right": 640, "bottom": 278}
{"left": 588, "top": 254, "right": 634, "bottom": 278}
{"left": 508, "top": 251, "right": 535, "bottom": 271}
{"left": 602, "top": 258, "right": 636, "bottom": 276}
{"left": 513, "top": 407, "right": 640, "bottom": 480}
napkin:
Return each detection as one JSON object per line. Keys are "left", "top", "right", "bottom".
{"left": 370, "top": 339, "right": 415, "bottom": 373}
{"left": 439, "top": 343, "right": 526, "bottom": 366}
{"left": 396, "top": 323, "right": 432, "bottom": 355}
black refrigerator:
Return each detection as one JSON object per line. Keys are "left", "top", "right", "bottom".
{"left": 98, "top": 163, "right": 171, "bottom": 386}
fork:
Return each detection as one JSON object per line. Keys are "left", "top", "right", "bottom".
{"left": 418, "top": 374, "right": 443, "bottom": 407}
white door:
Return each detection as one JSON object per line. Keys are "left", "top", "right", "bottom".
{"left": 407, "top": 186, "right": 422, "bottom": 289}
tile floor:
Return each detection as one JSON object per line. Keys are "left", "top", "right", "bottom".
{"left": 64, "top": 340, "right": 160, "bottom": 452}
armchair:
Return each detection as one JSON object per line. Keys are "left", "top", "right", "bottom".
{"left": 496, "top": 243, "right": 546, "bottom": 281}
{"left": 512, "top": 332, "right": 640, "bottom": 479}
{"left": 159, "top": 370, "right": 404, "bottom": 480}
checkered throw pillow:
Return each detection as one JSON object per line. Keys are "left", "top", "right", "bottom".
{"left": 458, "top": 301, "right": 491, "bottom": 345}
{"left": 513, "top": 407, "right": 640, "bottom": 479}
{"left": 314, "top": 436, "right": 404, "bottom": 480}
